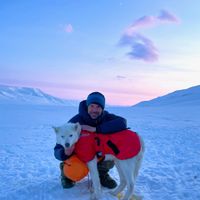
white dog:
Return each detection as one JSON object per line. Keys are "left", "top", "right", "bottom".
{"left": 53, "top": 122, "right": 144, "bottom": 200}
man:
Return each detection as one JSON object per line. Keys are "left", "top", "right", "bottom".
{"left": 54, "top": 92, "right": 127, "bottom": 189}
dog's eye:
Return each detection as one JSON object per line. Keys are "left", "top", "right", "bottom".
{"left": 69, "top": 134, "right": 73, "bottom": 137}
{"left": 61, "top": 136, "right": 65, "bottom": 138}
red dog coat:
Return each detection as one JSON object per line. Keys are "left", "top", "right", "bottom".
{"left": 75, "top": 129, "right": 141, "bottom": 163}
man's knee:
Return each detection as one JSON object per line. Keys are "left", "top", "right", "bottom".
{"left": 98, "top": 160, "right": 115, "bottom": 172}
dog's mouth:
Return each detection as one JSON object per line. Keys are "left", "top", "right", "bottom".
{"left": 63, "top": 143, "right": 75, "bottom": 155}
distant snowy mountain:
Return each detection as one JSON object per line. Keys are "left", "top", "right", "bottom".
{"left": 134, "top": 85, "right": 200, "bottom": 107}
{"left": 0, "top": 85, "right": 79, "bottom": 106}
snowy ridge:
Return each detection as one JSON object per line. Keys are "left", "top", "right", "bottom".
{"left": 133, "top": 85, "right": 200, "bottom": 107}
{"left": 0, "top": 85, "right": 79, "bottom": 106}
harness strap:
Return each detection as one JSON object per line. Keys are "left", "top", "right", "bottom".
{"left": 107, "top": 140, "right": 120, "bottom": 155}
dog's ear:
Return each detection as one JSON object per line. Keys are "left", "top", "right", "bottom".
{"left": 74, "top": 122, "right": 81, "bottom": 133}
{"left": 52, "top": 126, "right": 59, "bottom": 133}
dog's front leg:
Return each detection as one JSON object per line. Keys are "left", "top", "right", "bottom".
{"left": 110, "top": 160, "right": 126, "bottom": 197}
{"left": 87, "top": 157, "right": 101, "bottom": 200}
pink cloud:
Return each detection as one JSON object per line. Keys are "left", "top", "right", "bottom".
{"left": 125, "top": 16, "right": 157, "bottom": 35}
{"left": 158, "top": 10, "right": 180, "bottom": 23}
{"left": 65, "top": 24, "right": 73, "bottom": 33}
{"left": 125, "top": 10, "right": 179, "bottom": 35}
{"left": 119, "top": 10, "right": 179, "bottom": 62}
{"left": 119, "top": 33, "right": 158, "bottom": 62}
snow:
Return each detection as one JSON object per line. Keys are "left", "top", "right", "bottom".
{"left": 1, "top": 103, "right": 200, "bottom": 200}
{"left": 0, "top": 85, "right": 79, "bottom": 106}
{"left": 134, "top": 85, "right": 200, "bottom": 107}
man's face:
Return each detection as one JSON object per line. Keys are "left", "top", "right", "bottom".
{"left": 87, "top": 103, "right": 103, "bottom": 119}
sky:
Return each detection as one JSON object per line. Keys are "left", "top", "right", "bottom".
{"left": 0, "top": 0, "right": 200, "bottom": 106}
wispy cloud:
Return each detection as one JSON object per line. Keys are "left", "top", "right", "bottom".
{"left": 116, "top": 75, "right": 126, "bottom": 80}
{"left": 119, "top": 33, "right": 159, "bottom": 62}
{"left": 64, "top": 24, "right": 73, "bottom": 33}
{"left": 119, "top": 10, "right": 179, "bottom": 62}
{"left": 158, "top": 10, "right": 179, "bottom": 23}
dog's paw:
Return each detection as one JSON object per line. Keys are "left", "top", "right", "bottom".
{"left": 109, "top": 191, "right": 123, "bottom": 199}
{"left": 90, "top": 193, "right": 97, "bottom": 200}
{"left": 109, "top": 190, "right": 119, "bottom": 196}
{"left": 90, "top": 192, "right": 101, "bottom": 200}
{"left": 117, "top": 192, "right": 123, "bottom": 199}
{"left": 130, "top": 194, "right": 143, "bottom": 200}
{"left": 118, "top": 194, "right": 142, "bottom": 200}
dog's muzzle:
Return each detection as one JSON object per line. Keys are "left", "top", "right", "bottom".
{"left": 65, "top": 143, "right": 70, "bottom": 148}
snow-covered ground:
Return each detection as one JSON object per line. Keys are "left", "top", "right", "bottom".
{"left": 0, "top": 104, "right": 200, "bottom": 200}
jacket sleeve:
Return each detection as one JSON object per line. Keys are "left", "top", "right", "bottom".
{"left": 96, "top": 114, "right": 127, "bottom": 134}
{"left": 68, "top": 114, "right": 82, "bottom": 123}
{"left": 54, "top": 144, "right": 71, "bottom": 161}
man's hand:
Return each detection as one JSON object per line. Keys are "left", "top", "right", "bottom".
{"left": 81, "top": 125, "right": 96, "bottom": 132}
{"left": 64, "top": 144, "right": 75, "bottom": 156}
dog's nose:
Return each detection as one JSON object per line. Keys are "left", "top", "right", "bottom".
{"left": 65, "top": 143, "right": 70, "bottom": 148}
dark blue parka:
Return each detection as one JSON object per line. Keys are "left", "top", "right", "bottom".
{"left": 54, "top": 100, "right": 127, "bottom": 161}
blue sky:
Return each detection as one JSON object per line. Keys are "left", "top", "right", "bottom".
{"left": 0, "top": 0, "right": 200, "bottom": 105}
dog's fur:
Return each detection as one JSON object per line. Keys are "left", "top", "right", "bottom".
{"left": 53, "top": 122, "right": 144, "bottom": 200}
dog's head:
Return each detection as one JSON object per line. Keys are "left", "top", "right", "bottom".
{"left": 53, "top": 122, "right": 81, "bottom": 149}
